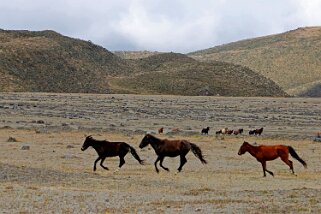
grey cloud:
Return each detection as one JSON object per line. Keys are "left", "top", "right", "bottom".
{"left": 1, "top": 0, "right": 321, "bottom": 53}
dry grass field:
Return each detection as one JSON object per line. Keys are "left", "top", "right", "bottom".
{"left": 0, "top": 93, "right": 321, "bottom": 213}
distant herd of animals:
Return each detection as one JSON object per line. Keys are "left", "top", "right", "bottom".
{"left": 203, "top": 127, "right": 263, "bottom": 136}
{"left": 160, "top": 126, "right": 263, "bottom": 136}
{"left": 81, "top": 125, "right": 308, "bottom": 177}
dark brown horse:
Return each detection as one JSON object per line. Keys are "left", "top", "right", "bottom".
{"left": 81, "top": 136, "right": 144, "bottom": 171}
{"left": 233, "top": 128, "right": 244, "bottom": 135}
{"left": 238, "top": 141, "right": 307, "bottom": 177}
{"left": 226, "top": 129, "right": 234, "bottom": 135}
{"left": 139, "top": 134, "right": 207, "bottom": 173}
{"left": 249, "top": 127, "right": 264, "bottom": 136}
{"left": 158, "top": 127, "right": 164, "bottom": 134}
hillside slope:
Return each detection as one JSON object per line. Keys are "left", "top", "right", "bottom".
{"left": 0, "top": 29, "right": 287, "bottom": 96}
{"left": 109, "top": 53, "right": 287, "bottom": 96}
{"left": 0, "top": 29, "right": 131, "bottom": 93}
{"left": 113, "top": 51, "right": 161, "bottom": 59}
{"left": 189, "top": 27, "right": 321, "bottom": 96}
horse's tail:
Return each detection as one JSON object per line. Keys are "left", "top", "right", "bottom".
{"left": 288, "top": 146, "right": 307, "bottom": 168}
{"left": 128, "top": 145, "right": 144, "bottom": 165}
{"left": 190, "top": 143, "right": 207, "bottom": 164}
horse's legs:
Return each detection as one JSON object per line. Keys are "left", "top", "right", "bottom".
{"left": 288, "top": 160, "right": 295, "bottom": 174}
{"left": 261, "top": 162, "right": 266, "bottom": 177}
{"left": 278, "top": 149, "right": 296, "bottom": 174}
{"left": 261, "top": 161, "right": 274, "bottom": 177}
{"left": 118, "top": 147, "right": 129, "bottom": 168}
{"left": 154, "top": 156, "right": 161, "bottom": 173}
{"left": 280, "top": 156, "right": 294, "bottom": 174}
{"left": 159, "top": 156, "right": 169, "bottom": 171}
{"left": 119, "top": 156, "right": 126, "bottom": 168}
{"left": 100, "top": 157, "right": 109, "bottom": 170}
{"left": 93, "top": 157, "right": 101, "bottom": 171}
{"left": 177, "top": 155, "right": 187, "bottom": 172}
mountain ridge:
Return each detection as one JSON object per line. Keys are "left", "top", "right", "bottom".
{"left": 0, "top": 29, "right": 288, "bottom": 96}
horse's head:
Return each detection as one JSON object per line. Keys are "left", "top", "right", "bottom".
{"left": 81, "top": 135, "right": 93, "bottom": 151}
{"left": 238, "top": 141, "right": 249, "bottom": 155}
{"left": 139, "top": 134, "right": 153, "bottom": 149}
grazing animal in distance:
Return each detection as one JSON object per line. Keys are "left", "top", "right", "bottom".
{"left": 216, "top": 127, "right": 228, "bottom": 135}
{"left": 255, "top": 127, "right": 264, "bottom": 135}
{"left": 249, "top": 127, "right": 264, "bottom": 136}
{"left": 201, "top": 127, "right": 210, "bottom": 135}
{"left": 139, "top": 134, "right": 207, "bottom": 173}
{"left": 233, "top": 128, "right": 244, "bottom": 135}
{"left": 81, "top": 136, "right": 144, "bottom": 171}
{"left": 238, "top": 141, "right": 307, "bottom": 177}
{"left": 158, "top": 127, "right": 164, "bottom": 134}
{"left": 221, "top": 127, "right": 228, "bottom": 134}
{"left": 171, "top": 128, "right": 180, "bottom": 132}
{"left": 226, "top": 129, "right": 234, "bottom": 135}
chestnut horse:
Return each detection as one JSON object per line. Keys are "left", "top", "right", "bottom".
{"left": 139, "top": 134, "right": 207, "bottom": 173}
{"left": 238, "top": 141, "right": 307, "bottom": 177}
{"left": 81, "top": 136, "right": 144, "bottom": 171}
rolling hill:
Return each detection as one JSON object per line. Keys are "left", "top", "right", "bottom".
{"left": 0, "top": 29, "right": 131, "bottom": 93}
{"left": 0, "top": 29, "right": 287, "bottom": 96}
{"left": 109, "top": 53, "right": 287, "bottom": 96}
{"left": 189, "top": 27, "right": 321, "bottom": 97}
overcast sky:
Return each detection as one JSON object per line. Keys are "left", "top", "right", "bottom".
{"left": 1, "top": 0, "right": 321, "bottom": 53}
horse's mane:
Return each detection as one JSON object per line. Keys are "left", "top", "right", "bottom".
{"left": 87, "top": 136, "right": 110, "bottom": 144}
{"left": 147, "top": 134, "right": 161, "bottom": 140}
{"left": 146, "top": 134, "right": 166, "bottom": 144}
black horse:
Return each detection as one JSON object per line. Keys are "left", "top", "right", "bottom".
{"left": 81, "top": 136, "right": 144, "bottom": 171}
{"left": 139, "top": 134, "right": 207, "bottom": 173}
{"left": 201, "top": 127, "right": 210, "bottom": 135}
